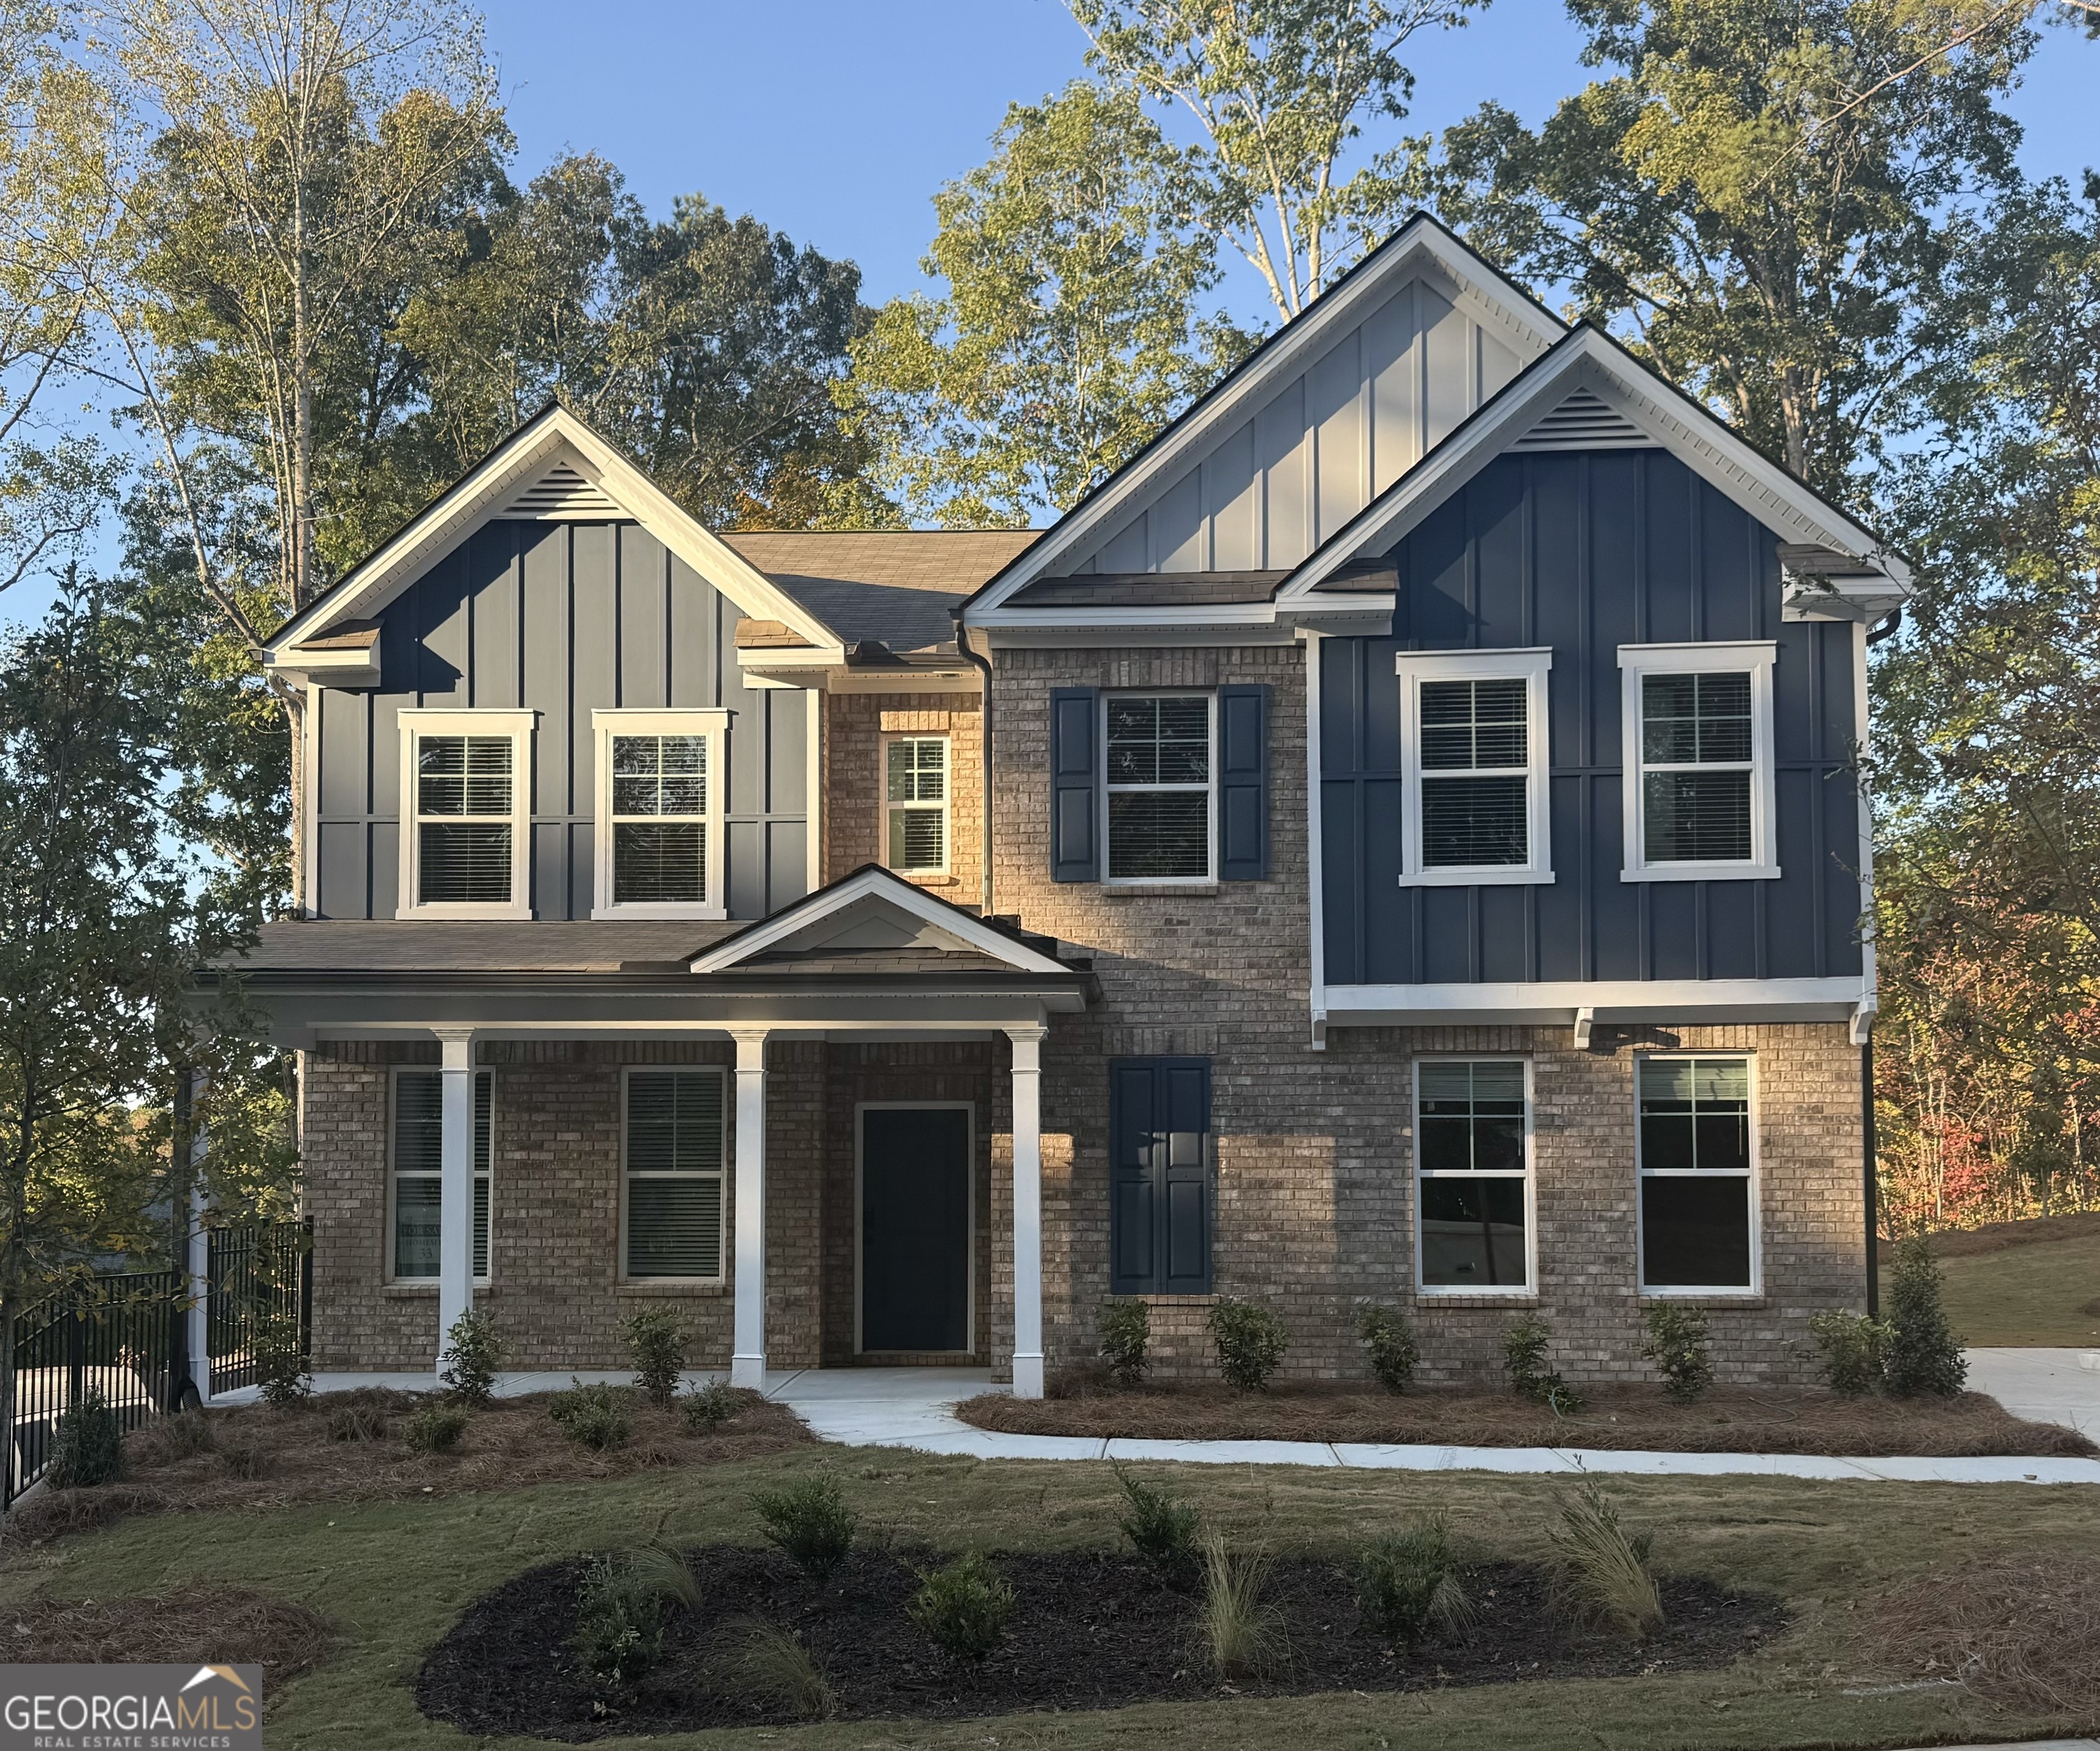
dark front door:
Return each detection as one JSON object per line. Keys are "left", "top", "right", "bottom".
{"left": 860, "top": 1106, "right": 971, "bottom": 1352}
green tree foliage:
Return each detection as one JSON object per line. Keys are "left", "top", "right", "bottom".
{"left": 847, "top": 81, "right": 1253, "bottom": 525}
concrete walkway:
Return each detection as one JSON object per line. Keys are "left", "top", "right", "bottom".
{"left": 1965, "top": 1348, "right": 2100, "bottom": 1438}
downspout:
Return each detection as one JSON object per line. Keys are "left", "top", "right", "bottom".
{"left": 954, "top": 610, "right": 995, "bottom": 917}
{"left": 1862, "top": 1037, "right": 1880, "bottom": 1317}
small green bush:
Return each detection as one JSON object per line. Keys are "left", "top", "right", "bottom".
{"left": 404, "top": 1401, "right": 469, "bottom": 1454}
{"left": 1503, "top": 1311, "right": 1585, "bottom": 1413}
{"left": 1209, "top": 1298, "right": 1287, "bottom": 1391}
{"left": 255, "top": 1312, "right": 312, "bottom": 1407}
{"left": 1641, "top": 1304, "right": 1714, "bottom": 1403}
{"left": 440, "top": 1309, "right": 503, "bottom": 1407}
{"left": 751, "top": 1474, "right": 856, "bottom": 1578}
{"left": 327, "top": 1401, "right": 390, "bottom": 1442}
{"left": 1356, "top": 1305, "right": 1420, "bottom": 1394}
{"left": 622, "top": 1306, "right": 686, "bottom": 1410}
{"left": 1809, "top": 1309, "right": 1889, "bottom": 1395}
{"left": 680, "top": 1381, "right": 742, "bottom": 1431}
{"left": 1099, "top": 1298, "right": 1151, "bottom": 1386}
{"left": 1114, "top": 1464, "right": 1199, "bottom": 1582}
{"left": 49, "top": 1390, "right": 124, "bottom": 1489}
{"left": 549, "top": 1381, "right": 632, "bottom": 1452}
{"left": 1884, "top": 1236, "right": 1968, "bottom": 1398}
{"left": 1354, "top": 1513, "right": 1471, "bottom": 1645}
{"left": 575, "top": 1554, "right": 661, "bottom": 1686}
{"left": 908, "top": 1552, "right": 1015, "bottom": 1663}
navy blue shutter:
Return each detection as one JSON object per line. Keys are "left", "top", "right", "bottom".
{"left": 1109, "top": 1057, "right": 1212, "bottom": 1294}
{"left": 1049, "top": 686, "right": 1099, "bottom": 882}
{"left": 1217, "top": 684, "right": 1269, "bottom": 881}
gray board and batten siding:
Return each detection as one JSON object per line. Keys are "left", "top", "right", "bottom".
{"left": 1319, "top": 448, "right": 1866, "bottom": 987}
{"left": 311, "top": 518, "right": 811, "bottom": 921}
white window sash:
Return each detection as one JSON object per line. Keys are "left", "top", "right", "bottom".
{"left": 1633, "top": 1052, "right": 1763, "bottom": 1296}
{"left": 395, "top": 708, "right": 536, "bottom": 920}
{"left": 388, "top": 1066, "right": 493, "bottom": 1285}
{"left": 882, "top": 734, "right": 952, "bottom": 876}
{"left": 1101, "top": 691, "right": 1218, "bottom": 887}
{"left": 591, "top": 708, "right": 731, "bottom": 920}
{"left": 619, "top": 1065, "right": 727, "bottom": 1283}
{"left": 1396, "top": 649, "right": 1554, "bottom": 886}
{"left": 1412, "top": 1056, "right": 1537, "bottom": 1296}
{"left": 1617, "top": 641, "right": 1780, "bottom": 882}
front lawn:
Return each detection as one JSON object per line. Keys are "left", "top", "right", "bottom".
{"left": 5, "top": 1436, "right": 2098, "bottom": 1749}
{"left": 1885, "top": 1214, "right": 2100, "bottom": 1347}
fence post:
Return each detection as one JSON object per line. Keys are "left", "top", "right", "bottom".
{"left": 65, "top": 1294, "right": 85, "bottom": 1418}
{"left": 299, "top": 1218, "right": 314, "bottom": 1364}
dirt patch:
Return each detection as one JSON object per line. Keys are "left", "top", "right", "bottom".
{"left": 1908, "top": 1211, "right": 2100, "bottom": 1258}
{"left": 1864, "top": 1555, "right": 2100, "bottom": 1717}
{"left": 957, "top": 1380, "right": 2096, "bottom": 1457}
{"left": 6, "top": 1386, "right": 811, "bottom": 1547}
{"left": 9, "top": 1588, "right": 334, "bottom": 1696}
{"left": 417, "top": 1544, "right": 1782, "bottom": 1737}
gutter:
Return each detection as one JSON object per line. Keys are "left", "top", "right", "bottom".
{"left": 954, "top": 610, "right": 996, "bottom": 917}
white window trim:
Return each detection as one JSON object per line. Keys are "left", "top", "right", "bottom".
{"left": 1617, "top": 641, "right": 1780, "bottom": 882}
{"left": 882, "top": 733, "right": 952, "bottom": 877}
{"left": 591, "top": 708, "right": 731, "bottom": 920}
{"left": 619, "top": 1065, "right": 728, "bottom": 1284}
{"left": 1101, "top": 690, "right": 1217, "bottom": 887}
{"left": 1634, "top": 1051, "right": 1763, "bottom": 1297}
{"left": 1412, "top": 1055, "right": 1538, "bottom": 1297}
{"left": 1395, "top": 648, "right": 1554, "bottom": 887}
{"left": 395, "top": 708, "right": 536, "bottom": 920}
{"left": 388, "top": 1065, "right": 493, "bottom": 1287}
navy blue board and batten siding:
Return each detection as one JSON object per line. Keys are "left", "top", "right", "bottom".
{"left": 311, "top": 518, "right": 812, "bottom": 920}
{"left": 1319, "top": 448, "right": 1864, "bottom": 987}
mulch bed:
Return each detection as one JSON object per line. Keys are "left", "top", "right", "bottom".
{"left": 9, "top": 1587, "right": 336, "bottom": 1696}
{"left": 955, "top": 1381, "right": 2098, "bottom": 1458}
{"left": 5, "top": 1386, "right": 811, "bottom": 1549}
{"left": 1861, "top": 1553, "right": 2100, "bottom": 1718}
{"left": 417, "top": 1544, "right": 1783, "bottom": 1736}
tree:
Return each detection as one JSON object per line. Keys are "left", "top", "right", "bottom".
{"left": 1070, "top": 0, "right": 1484, "bottom": 318}
{"left": 845, "top": 81, "right": 1255, "bottom": 525}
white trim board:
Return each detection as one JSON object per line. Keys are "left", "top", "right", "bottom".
{"left": 1323, "top": 978, "right": 1867, "bottom": 1028}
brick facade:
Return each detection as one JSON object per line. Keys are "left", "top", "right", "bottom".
{"left": 821, "top": 690, "right": 982, "bottom": 901}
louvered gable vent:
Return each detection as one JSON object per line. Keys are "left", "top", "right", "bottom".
{"left": 1509, "top": 387, "right": 1656, "bottom": 452}
{"left": 495, "top": 461, "right": 622, "bottom": 519}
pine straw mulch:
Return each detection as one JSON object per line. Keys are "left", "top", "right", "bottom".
{"left": 5, "top": 1385, "right": 812, "bottom": 1549}
{"left": 957, "top": 1379, "right": 2098, "bottom": 1457}
{"left": 8, "top": 1586, "right": 337, "bottom": 1696}
{"left": 1861, "top": 1554, "right": 2100, "bottom": 1721}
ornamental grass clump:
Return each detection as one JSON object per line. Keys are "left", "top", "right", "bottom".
{"left": 1810, "top": 1309, "right": 1890, "bottom": 1395}
{"left": 326, "top": 1401, "right": 389, "bottom": 1443}
{"left": 622, "top": 1307, "right": 686, "bottom": 1410}
{"left": 680, "top": 1380, "right": 742, "bottom": 1431}
{"left": 723, "top": 1618, "right": 836, "bottom": 1721}
{"left": 1114, "top": 1464, "right": 1200, "bottom": 1583}
{"left": 1883, "top": 1236, "right": 1968, "bottom": 1398}
{"left": 1198, "top": 1532, "right": 1286, "bottom": 1680}
{"left": 49, "top": 1390, "right": 123, "bottom": 1489}
{"left": 1354, "top": 1513, "right": 1471, "bottom": 1646}
{"left": 1099, "top": 1298, "right": 1151, "bottom": 1386}
{"left": 908, "top": 1553, "right": 1015, "bottom": 1663}
{"left": 572, "top": 1545, "right": 698, "bottom": 1689}
{"left": 1503, "top": 1311, "right": 1585, "bottom": 1413}
{"left": 1641, "top": 1304, "right": 1714, "bottom": 1403}
{"left": 1548, "top": 1481, "right": 1663, "bottom": 1641}
{"left": 751, "top": 1474, "right": 856, "bottom": 1579}
{"left": 404, "top": 1400, "right": 469, "bottom": 1454}
{"left": 1355, "top": 1304, "right": 1420, "bottom": 1393}
{"left": 439, "top": 1309, "right": 503, "bottom": 1407}
{"left": 549, "top": 1381, "right": 632, "bottom": 1452}
{"left": 1209, "top": 1298, "right": 1287, "bottom": 1391}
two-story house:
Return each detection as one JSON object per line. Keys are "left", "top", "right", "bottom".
{"left": 220, "top": 215, "right": 1906, "bottom": 1394}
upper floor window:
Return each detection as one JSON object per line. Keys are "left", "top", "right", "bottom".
{"left": 1637, "top": 1055, "right": 1758, "bottom": 1292}
{"left": 1618, "top": 643, "right": 1779, "bottom": 882}
{"left": 591, "top": 709, "right": 730, "bottom": 919}
{"left": 885, "top": 736, "right": 949, "bottom": 874}
{"left": 1395, "top": 650, "right": 1553, "bottom": 886}
{"left": 397, "top": 709, "right": 534, "bottom": 918}
{"left": 1104, "top": 694, "right": 1213, "bottom": 883}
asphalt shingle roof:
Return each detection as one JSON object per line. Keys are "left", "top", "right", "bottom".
{"left": 724, "top": 530, "right": 1040, "bottom": 652}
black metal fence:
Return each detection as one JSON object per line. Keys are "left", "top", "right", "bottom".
{"left": 207, "top": 1221, "right": 312, "bottom": 1399}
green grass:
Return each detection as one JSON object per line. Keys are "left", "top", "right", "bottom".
{"left": 5, "top": 1446, "right": 2098, "bottom": 1749}
{"left": 1881, "top": 1227, "right": 2100, "bottom": 1346}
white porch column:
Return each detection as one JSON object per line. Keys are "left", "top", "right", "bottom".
{"left": 1006, "top": 1024, "right": 1047, "bottom": 1399}
{"left": 730, "top": 1029, "right": 769, "bottom": 1389}
{"left": 435, "top": 1027, "right": 478, "bottom": 1376}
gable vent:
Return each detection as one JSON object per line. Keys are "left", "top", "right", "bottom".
{"left": 494, "top": 461, "right": 622, "bottom": 519}
{"left": 1509, "top": 387, "right": 1657, "bottom": 452}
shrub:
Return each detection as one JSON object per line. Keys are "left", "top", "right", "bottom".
{"left": 1884, "top": 1236, "right": 1969, "bottom": 1398}
{"left": 404, "top": 1401, "right": 469, "bottom": 1454}
{"left": 1548, "top": 1482, "right": 1662, "bottom": 1640}
{"left": 218, "top": 1438, "right": 272, "bottom": 1480}
{"left": 1642, "top": 1305, "right": 1715, "bottom": 1404}
{"left": 255, "top": 1312, "right": 313, "bottom": 1407}
{"left": 49, "top": 1391, "right": 124, "bottom": 1489}
{"left": 751, "top": 1474, "right": 856, "bottom": 1579}
{"left": 1356, "top": 1305, "right": 1420, "bottom": 1394}
{"left": 1354, "top": 1513, "right": 1471, "bottom": 1645}
{"left": 680, "top": 1381, "right": 742, "bottom": 1431}
{"left": 1503, "top": 1312, "right": 1585, "bottom": 1413}
{"left": 549, "top": 1381, "right": 632, "bottom": 1452}
{"left": 439, "top": 1309, "right": 503, "bottom": 1407}
{"left": 908, "top": 1552, "right": 1015, "bottom": 1662}
{"left": 1810, "top": 1310, "right": 1889, "bottom": 1395}
{"left": 327, "top": 1402, "right": 391, "bottom": 1443}
{"left": 1198, "top": 1532, "right": 1285, "bottom": 1679}
{"left": 1209, "top": 1298, "right": 1288, "bottom": 1392}
{"left": 572, "top": 1547, "right": 698, "bottom": 1689}
{"left": 622, "top": 1307, "right": 686, "bottom": 1410}
{"left": 1114, "top": 1465, "right": 1199, "bottom": 1582}
{"left": 723, "top": 1617, "right": 835, "bottom": 1720}
{"left": 1099, "top": 1298, "right": 1151, "bottom": 1387}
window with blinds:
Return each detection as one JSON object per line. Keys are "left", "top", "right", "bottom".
{"left": 1104, "top": 695, "right": 1212, "bottom": 881}
{"left": 1419, "top": 678, "right": 1529, "bottom": 867}
{"left": 391, "top": 1069, "right": 493, "bottom": 1281}
{"left": 1640, "top": 673, "right": 1753, "bottom": 863}
{"left": 1638, "top": 1056, "right": 1756, "bottom": 1290}
{"left": 885, "top": 736, "right": 949, "bottom": 872}
{"left": 1415, "top": 1059, "right": 1531, "bottom": 1290}
{"left": 416, "top": 735, "right": 515, "bottom": 905}
{"left": 624, "top": 1069, "right": 726, "bottom": 1280}
{"left": 612, "top": 734, "right": 707, "bottom": 904}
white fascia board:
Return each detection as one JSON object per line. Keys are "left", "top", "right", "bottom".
{"left": 976, "top": 601, "right": 1284, "bottom": 634}
{"left": 687, "top": 866, "right": 1071, "bottom": 976}
{"left": 964, "top": 219, "right": 1566, "bottom": 620}
{"left": 1322, "top": 977, "right": 1866, "bottom": 1028}
{"left": 981, "top": 622, "right": 1300, "bottom": 650}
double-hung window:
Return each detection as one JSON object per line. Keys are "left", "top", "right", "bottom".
{"left": 1637, "top": 1056, "right": 1758, "bottom": 1291}
{"left": 885, "top": 736, "right": 949, "bottom": 874}
{"left": 1104, "top": 694, "right": 1213, "bottom": 883}
{"left": 622, "top": 1069, "right": 727, "bottom": 1280}
{"left": 1618, "top": 643, "right": 1779, "bottom": 880}
{"left": 1414, "top": 1059, "right": 1533, "bottom": 1292}
{"left": 591, "top": 710, "right": 730, "bottom": 918}
{"left": 1395, "top": 651, "right": 1553, "bottom": 885}
{"left": 391, "top": 1068, "right": 493, "bottom": 1282}
{"left": 397, "top": 709, "right": 534, "bottom": 917}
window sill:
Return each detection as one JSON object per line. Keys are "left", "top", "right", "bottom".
{"left": 591, "top": 905, "right": 728, "bottom": 920}
{"left": 617, "top": 1281, "right": 728, "bottom": 1297}
{"left": 1401, "top": 870, "right": 1555, "bottom": 888}
{"left": 1638, "top": 1292, "right": 1766, "bottom": 1307}
{"left": 382, "top": 1281, "right": 493, "bottom": 1297}
{"left": 1620, "top": 866, "right": 1782, "bottom": 883}
{"left": 394, "top": 904, "right": 534, "bottom": 920}
{"left": 892, "top": 872, "right": 957, "bottom": 887}
{"left": 1101, "top": 884, "right": 1218, "bottom": 898}
{"left": 1123, "top": 1292, "right": 1219, "bottom": 1306}
{"left": 1413, "top": 1291, "right": 1538, "bottom": 1309}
